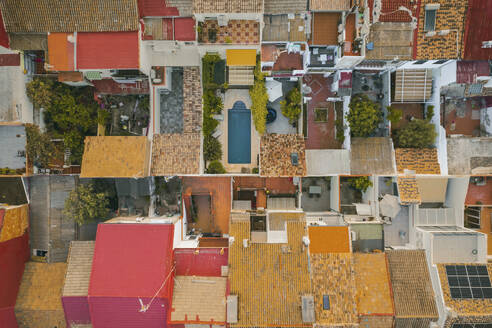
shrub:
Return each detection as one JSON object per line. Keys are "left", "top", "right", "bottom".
{"left": 280, "top": 87, "right": 302, "bottom": 124}
{"left": 335, "top": 117, "right": 345, "bottom": 144}
{"left": 203, "top": 90, "right": 223, "bottom": 114}
{"left": 386, "top": 106, "right": 403, "bottom": 125}
{"left": 346, "top": 94, "right": 381, "bottom": 137}
{"left": 204, "top": 135, "right": 223, "bottom": 162}
{"left": 396, "top": 118, "right": 437, "bottom": 148}
{"left": 348, "top": 176, "right": 373, "bottom": 193}
{"left": 249, "top": 66, "right": 268, "bottom": 134}
{"left": 425, "top": 105, "right": 435, "bottom": 122}
{"left": 252, "top": 167, "right": 259, "bottom": 174}
{"left": 206, "top": 160, "right": 226, "bottom": 174}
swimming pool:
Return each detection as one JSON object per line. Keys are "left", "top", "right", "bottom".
{"left": 228, "top": 101, "right": 251, "bottom": 164}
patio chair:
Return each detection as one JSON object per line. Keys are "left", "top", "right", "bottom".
{"left": 212, "top": 129, "right": 222, "bottom": 138}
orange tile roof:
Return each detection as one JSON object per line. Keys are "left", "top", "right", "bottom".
{"left": 397, "top": 176, "right": 421, "bottom": 204}
{"left": 47, "top": 33, "right": 74, "bottom": 71}
{"left": 80, "top": 136, "right": 150, "bottom": 178}
{"left": 308, "top": 226, "right": 350, "bottom": 254}
{"left": 395, "top": 148, "right": 440, "bottom": 174}
{"left": 354, "top": 253, "right": 394, "bottom": 316}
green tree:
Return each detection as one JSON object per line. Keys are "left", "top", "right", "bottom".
{"left": 280, "top": 87, "right": 302, "bottom": 124}
{"left": 249, "top": 69, "right": 268, "bottom": 134}
{"left": 26, "top": 77, "right": 54, "bottom": 109}
{"left": 386, "top": 106, "right": 403, "bottom": 125}
{"left": 397, "top": 118, "right": 437, "bottom": 148}
{"left": 348, "top": 176, "right": 373, "bottom": 193}
{"left": 346, "top": 94, "right": 382, "bottom": 137}
{"left": 203, "top": 135, "right": 223, "bottom": 162}
{"left": 63, "top": 183, "right": 110, "bottom": 226}
{"left": 25, "top": 123, "right": 58, "bottom": 168}
{"left": 206, "top": 160, "right": 226, "bottom": 174}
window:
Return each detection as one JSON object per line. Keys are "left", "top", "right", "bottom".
{"left": 424, "top": 9, "right": 437, "bottom": 31}
{"left": 323, "top": 295, "right": 330, "bottom": 310}
{"left": 413, "top": 60, "right": 428, "bottom": 65}
{"left": 446, "top": 265, "right": 492, "bottom": 300}
{"left": 434, "top": 60, "right": 448, "bottom": 64}
{"left": 33, "top": 249, "right": 47, "bottom": 257}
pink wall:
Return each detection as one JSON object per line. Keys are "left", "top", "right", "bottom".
{"left": 62, "top": 296, "right": 91, "bottom": 327}
{"left": 89, "top": 297, "right": 168, "bottom": 328}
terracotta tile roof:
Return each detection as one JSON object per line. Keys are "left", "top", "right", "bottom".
{"left": 415, "top": 0, "right": 467, "bottom": 60}
{"left": 260, "top": 134, "right": 306, "bottom": 177}
{"left": 437, "top": 263, "right": 492, "bottom": 317}
{"left": 0, "top": 0, "right": 139, "bottom": 33}
{"left": 395, "top": 148, "right": 440, "bottom": 174}
{"left": 310, "top": 0, "right": 351, "bottom": 11}
{"left": 350, "top": 137, "right": 396, "bottom": 175}
{"left": 354, "top": 253, "right": 394, "bottom": 316}
{"left": 0, "top": 204, "right": 28, "bottom": 242}
{"left": 397, "top": 176, "right": 421, "bottom": 204}
{"left": 151, "top": 133, "right": 201, "bottom": 175}
{"left": 264, "top": 0, "right": 307, "bottom": 14}
{"left": 15, "top": 262, "right": 67, "bottom": 328}
{"left": 193, "top": 0, "right": 262, "bottom": 13}
{"left": 62, "top": 241, "right": 95, "bottom": 297}
{"left": 228, "top": 220, "right": 311, "bottom": 327}
{"left": 80, "top": 136, "right": 151, "bottom": 178}
{"left": 171, "top": 276, "right": 227, "bottom": 324}
{"left": 386, "top": 250, "right": 438, "bottom": 319}
{"left": 311, "top": 253, "right": 358, "bottom": 326}
{"left": 308, "top": 226, "right": 350, "bottom": 253}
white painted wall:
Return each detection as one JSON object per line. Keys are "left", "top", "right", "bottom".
{"left": 436, "top": 126, "right": 448, "bottom": 175}
{"left": 330, "top": 176, "right": 340, "bottom": 211}
{"left": 343, "top": 96, "right": 351, "bottom": 150}
{"left": 444, "top": 176, "right": 469, "bottom": 227}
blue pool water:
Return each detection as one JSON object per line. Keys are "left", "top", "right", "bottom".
{"left": 228, "top": 101, "right": 251, "bottom": 164}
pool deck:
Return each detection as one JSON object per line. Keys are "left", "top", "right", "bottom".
{"left": 218, "top": 89, "right": 260, "bottom": 173}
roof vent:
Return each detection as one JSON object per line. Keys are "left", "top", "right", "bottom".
{"left": 291, "top": 152, "right": 299, "bottom": 166}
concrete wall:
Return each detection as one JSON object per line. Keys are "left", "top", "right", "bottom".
{"left": 330, "top": 176, "right": 340, "bottom": 211}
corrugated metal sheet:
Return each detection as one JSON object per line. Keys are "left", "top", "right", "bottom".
{"left": 89, "top": 297, "right": 167, "bottom": 328}
{"left": 62, "top": 296, "right": 91, "bottom": 327}
{"left": 63, "top": 241, "right": 95, "bottom": 297}
{"left": 174, "top": 248, "right": 228, "bottom": 277}
{"left": 89, "top": 224, "right": 174, "bottom": 298}
{"left": 0, "top": 232, "right": 29, "bottom": 308}
{"left": 76, "top": 32, "right": 139, "bottom": 70}
{"left": 394, "top": 69, "right": 433, "bottom": 102}
{"left": 464, "top": 0, "right": 492, "bottom": 60}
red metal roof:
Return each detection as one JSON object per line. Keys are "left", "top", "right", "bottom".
{"left": 0, "top": 232, "right": 29, "bottom": 308}
{"left": 464, "top": 0, "right": 492, "bottom": 60}
{"left": 174, "top": 248, "right": 228, "bottom": 276}
{"left": 456, "top": 61, "right": 491, "bottom": 84}
{"left": 76, "top": 32, "right": 139, "bottom": 70}
{"left": 0, "top": 307, "right": 17, "bottom": 328}
{"left": 138, "top": 0, "right": 179, "bottom": 17}
{"left": 174, "top": 18, "right": 196, "bottom": 41}
{"left": 89, "top": 224, "right": 174, "bottom": 298}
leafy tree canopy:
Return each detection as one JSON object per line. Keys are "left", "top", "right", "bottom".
{"left": 346, "top": 94, "right": 382, "bottom": 137}
{"left": 397, "top": 118, "right": 437, "bottom": 148}
{"left": 63, "top": 183, "right": 110, "bottom": 226}
{"left": 280, "top": 87, "right": 302, "bottom": 124}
